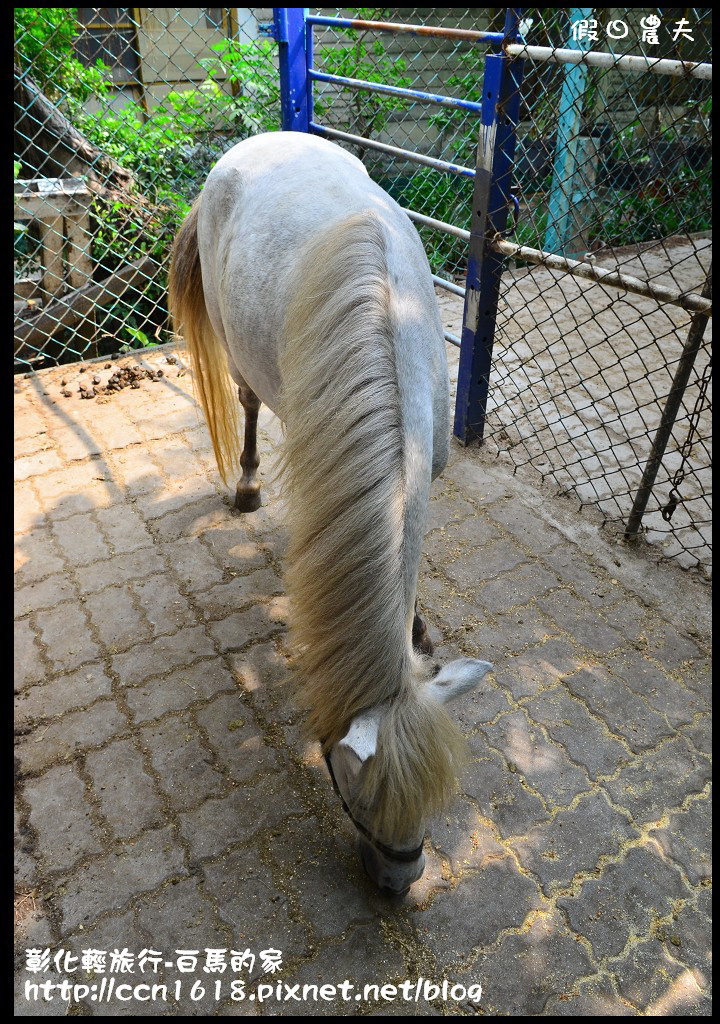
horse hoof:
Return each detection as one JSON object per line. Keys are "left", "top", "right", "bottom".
{"left": 234, "top": 489, "right": 261, "bottom": 513}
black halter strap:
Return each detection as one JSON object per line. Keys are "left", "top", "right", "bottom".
{"left": 323, "top": 752, "right": 425, "bottom": 864}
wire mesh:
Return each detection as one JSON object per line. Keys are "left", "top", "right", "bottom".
{"left": 311, "top": 8, "right": 712, "bottom": 574}
{"left": 14, "top": 7, "right": 279, "bottom": 371}
{"left": 13, "top": 8, "right": 712, "bottom": 573}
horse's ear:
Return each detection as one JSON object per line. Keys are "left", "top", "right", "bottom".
{"left": 424, "top": 658, "right": 493, "bottom": 705}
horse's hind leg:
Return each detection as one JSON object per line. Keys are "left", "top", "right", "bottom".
{"left": 235, "top": 378, "right": 262, "bottom": 513}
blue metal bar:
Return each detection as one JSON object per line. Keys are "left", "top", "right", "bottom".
{"left": 544, "top": 8, "right": 593, "bottom": 257}
{"left": 453, "top": 8, "right": 525, "bottom": 445}
{"left": 309, "top": 123, "right": 476, "bottom": 178}
{"left": 308, "top": 69, "right": 485, "bottom": 114}
{"left": 307, "top": 14, "right": 505, "bottom": 45}
{"left": 274, "top": 8, "right": 310, "bottom": 132}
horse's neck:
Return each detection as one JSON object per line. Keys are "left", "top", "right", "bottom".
{"left": 279, "top": 209, "right": 437, "bottom": 743}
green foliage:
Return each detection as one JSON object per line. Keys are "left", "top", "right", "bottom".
{"left": 314, "top": 9, "right": 411, "bottom": 146}
{"left": 588, "top": 163, "right": 712, "bottom": 246}
{"left": 14, "top": 8, "right": 108, "bottom": 105}
{"left": 202, "top": 39, "right": 281, "bottom": 135}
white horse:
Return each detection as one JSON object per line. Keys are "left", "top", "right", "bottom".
{"left": 169, "top": 131, "right": 491, "bottom": 894}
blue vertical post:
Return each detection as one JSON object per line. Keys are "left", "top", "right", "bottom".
{"left": 274, "top": 8, "right": 310, "bottom": 132}
{"left": 543, "top": 8, "right": 593, "bottom": 256}
{"left": 453, "top": 8, "right": 525, "bottom": 446}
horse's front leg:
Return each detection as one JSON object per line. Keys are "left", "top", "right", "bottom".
{"left": 235, "top": 379, "right": 262, "bottom": 513}
{"left": 412, "top": 599, "right": 434, "bottom": 657}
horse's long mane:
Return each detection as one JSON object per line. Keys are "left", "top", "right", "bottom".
{"left": 279, "top": 210, "right": 465, "bottom": 836}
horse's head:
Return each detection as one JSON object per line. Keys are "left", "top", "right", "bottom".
{"left": 326, "top": 658, "right": 493, "bottom": 895}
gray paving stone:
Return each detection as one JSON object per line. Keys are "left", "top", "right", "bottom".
{"left": 603, "top": 735, "right": 710, "bottom": 824}
{"left": 428, "top": 802, "right": 506, "bottom": 876}
{"left": 196, "top": 695, "right": 278, "bottom": 783}
{"left": 424, "top": 489, "right": 476, "bottom": 533}
{"left": 412, "top": 857, "right": 543, "bottom": 964}
{"left": 179, "top": 776, "right": 301, "bottom": 860}
{"left": 565, "top": 665, "right": 673, "bottom": 753}
{"left": 14, "top": 526, "right": 66, "bottom": 586}
{"left": 161, "top": 537, "right": 227, "bottom": 590}
{"left": 454, "top": 677, "right": 514, "bottom": 732}
{"left": 149, "top": 498, "right": 230, "bottom": 542}
{"left": 611, "top": 937, "right": 710, "bottom": 1014}
{"left": 647, "top": 800, "right": 712, "bottom": 885}
{"left": 52, "top": 514, "right": 111, "bottom": 566}
{"left": 132, "top": 575, "right": 195, "bottom": 636}
{"left": 536, "top": 544, "right": 616, "bottom": 611}
{"left": 656, "top": 894, "right": 712, "bottom": 982}
{"left": 269, "top": 817, "right": 372, "bottom": 940}
{"left": 464, "top": 605, "right": 563, "bottom": 660}
{"left": 14, "top": 619, "right": 47, "bottom": 691}
{"left": 203, "top": 846, "right": 310, "bottom": 955}
{"left": 557, "top": 847, "right": 688, "bottom": 958}
{"left": 605, "top": 650, "right": 708, "bottom": 727}
{"left": 15, "top": 700, "right": 127, "bottom": 776}
{"left": 194, "top": 569, "right": 284, "bottom": 621}
{"left": 454, "top": 911, "right": 595, "bottom": 1015}
{"left": 86, "top": 738, "right": 165, "bottom": 838}
{"left": 427, "top": 517, "right": 502, "bottom": 565}
{"left": 208, "top": 606, "right": 285, "bottom": 654}
{"left": 93, "top": 503, "right": 155, "bottom": 555}
{"left": 443, "top": 539, "right": 530, "bottom": 589}
{"left": 463, "top": 744, "right": 550, "bottom": 838}
{"left": 225, "top": 638, "right": 294, "bottom": 720}
{"left": 85, "top": 585, "right": 150, "bottom": 651}
{"left": 535, "top": 590, "right": 624, "bottom": 654}
{"left": 35, "top": 603, "right": 100, "bottom": 674}
{"left": 76, "top": 547, "right": 167, "bottom": 594}
{"left": 491, "top": 637, "right": 585, "bottom": 699}
{"left": 681, "top": 716, "right": 712, "bottom": 757}
{"left": 125, "top": 658, "right": 236, "bottom": 723}
{"left": 140, "top": 713, "right": 226, "bottom": 810}
{"left": 25, "top": 763, "right": 104, "bottom": 871}
{"left": 15, "top": 574, "right": 78, "bottom": 618}
{"left": 525, "top": 688, "right": 629, "bottom": 779}
{"left": 262, "top": 924, "right": 406, "bottom": 1017}
{"left": 111, "top": 627, "right": 216, "bottom": 687}
{"left": 480, "top": 711, "right": 592, "bottom": 806}
{"left": 53, "top": 826, "right": 187, "bottom": 931}
{"left": 511, "top": 791, "right": 637, "bottom": 893}
{"left": 543, "top": 976, "right": 636, "bottom": 1015}
{"left": 471, "top": 562, "right": 563, "bottom": 615}
{"left": 15, "top": 800, "right": 37, "bottom": 887}
{"left": 16, "top": 666, "right": 114, "bottom": 726}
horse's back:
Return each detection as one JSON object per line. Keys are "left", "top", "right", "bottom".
{"left": 197, "top": 132, "right": 446, "bottom": 427}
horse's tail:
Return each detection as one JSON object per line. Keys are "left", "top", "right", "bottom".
{"left": 168, "top": 198, "right": 240, "bottom": 484}
{"left": 279, "top": 208, "right": 466, "bottom": 838}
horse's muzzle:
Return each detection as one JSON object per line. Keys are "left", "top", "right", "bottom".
{"left": 358, "top": 835, "right": 425, "bottom": 896}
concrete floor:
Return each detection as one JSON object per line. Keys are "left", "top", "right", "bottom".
{"left": 15, "top": 337, "right": 710, "bottom": 1015}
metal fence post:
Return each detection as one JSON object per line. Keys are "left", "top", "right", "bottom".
{"left": 274, "top": 8, "right": 310, "bottom": 132}
{"left": 453, "top": 8, "right": 525, "bottom": 445}
{"left": 625, "top": 265, "right": 713, "bottom": 541}
{"left": 543, "top": 7, "right": 594, "bottom": 257}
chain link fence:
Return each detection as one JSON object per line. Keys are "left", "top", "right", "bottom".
{"left": 310, "top": 8, "right": 712, "bottom": 574}
{"left": 13, "top": 8, "right": 712, "bottom": 573}
{"left": 14, "top": 7, "right": 278, "bottom": 370}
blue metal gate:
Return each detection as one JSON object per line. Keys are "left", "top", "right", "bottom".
{"left": 269, "top": 7, "right": 712, "bottom": 560}
{"left": 272, "top": 7, "right": 526, "bottom": 449}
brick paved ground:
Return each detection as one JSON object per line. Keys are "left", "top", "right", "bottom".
{"left": 15, "top": 338, "right": 711, "bottom": 1015}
